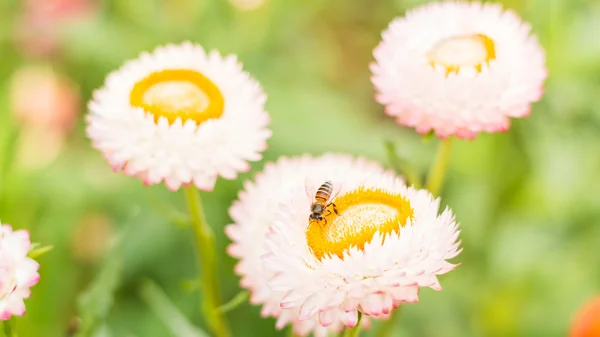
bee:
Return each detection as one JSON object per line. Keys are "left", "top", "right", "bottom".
{"left": 306, "top": 179, "right": 342, "bottom": 224}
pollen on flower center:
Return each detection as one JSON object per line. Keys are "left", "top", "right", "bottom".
{"left": 130, "top": 69, "right": 224, "bottom": 124}
{"left": 305, "top": 187, "right": 413, "bottom": 260}
{"left": 427, "top": 34, "right": 496, "bottom": 74}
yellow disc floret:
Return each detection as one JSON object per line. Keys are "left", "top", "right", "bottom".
{"left": 427, "top": 34, "right": 496, "bottom": 75}
{"left": 305, "top": 187, "right": 414, "bottom": 260}
{"left": 130, "top": 69, "right": 224, "bottom": 124}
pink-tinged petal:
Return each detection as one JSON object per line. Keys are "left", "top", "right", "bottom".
{"left": 390, "top": 286, "right": 420, "bottom": 303}
{"left": 0, "top": 225, "right": 14, "bottom": 234}
{"left": 15, "top": 289, "right": 32, "bottom": 300}
{"left": 342, "top": 310, "right": 359, "bottom": 327}
{"left": 15, "top": 259, "right": 40, "bottom": 286}
{"left": 25, "top": 273, "right": 40, "bottom": 288}
{"left": 12, "top": 230, "right": 31, "bottom": 254}
{"left": 298, "top": 294, "right": 321, "bottom": 320}
{"left": 318, "top": 309, "right": 337, "bottom": 327}
{"left": 6, "top": 297, "right": 26, "bottom": 316}
{"left": 0, "top": 310, "right": 12, "bottom": 320}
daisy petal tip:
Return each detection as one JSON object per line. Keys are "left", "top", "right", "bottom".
{"left": 0, "top": 311, "right": 11, "bottom": 321}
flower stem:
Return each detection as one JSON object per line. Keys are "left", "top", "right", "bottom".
{"left": 184, "top": 187, "right": 231, "bottom": 337}
{"left": 2, "top": 318, "right": 17, "bottom": 337}
{"left": 342, "top": 312, "right": 363, "bottom": 337}
{"left": 425, "top": 137, "right": 454, "bottom": 196}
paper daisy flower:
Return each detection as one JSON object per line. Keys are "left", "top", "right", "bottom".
{"left": 371, "top": 1, "right": 547, "bottom": 139}
{"left": 86, "top": 42, "right": 271, "bottom": 191}
{"left": 0, "top": 224, "right": 40, "bottom": 320}
{"left": 226, "top": 154, "right": 461, "bottom": 336}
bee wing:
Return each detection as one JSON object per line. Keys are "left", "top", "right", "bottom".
{"left": 328, "top": 179, "right": 344, "bottom": 203}
{"left": 304, "top": 175, "right": 319, "bottom": 201}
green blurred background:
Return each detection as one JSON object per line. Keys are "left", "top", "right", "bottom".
{"left": 1, "top": 0, "right": 599, "bottom": 336}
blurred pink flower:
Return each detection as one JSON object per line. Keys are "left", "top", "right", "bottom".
{"left": 10, "top": 65, "right": 81, "bottom": 169}
{"left": 0, "top": 224, "right": 40, "bottom": 320}
{"left": 71, "top": 213, "right": 112, "bottom": 263}
{"left": 14, "top": 0, "right": 98, "bottom": 57}
{"left": 371, "top": 1, "right": 547, "bottom": 139}
{"left": 570, "top": 296, "right": 600, "bottom": 337}
{"left": 11, "top": 65, "right": 80, "bottom": 131}
{"left": 229, "top": 0, "right": 266, "bottom": 11}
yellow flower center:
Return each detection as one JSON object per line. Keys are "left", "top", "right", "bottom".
{"left": 130, "top": 69, "right": 224, "bottom": 124}
{"left": 427, "top": 34, "right": 496, "bottom": 75}
{"left": 305, "top": 187, "right": 414, "bottom": 260}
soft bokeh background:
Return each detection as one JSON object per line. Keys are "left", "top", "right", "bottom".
{"left": 1, "top": 0, "right": 599, "bottom": 336}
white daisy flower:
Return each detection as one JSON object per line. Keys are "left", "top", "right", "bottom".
{"left": 371, "top": 1, "right": 547, "bottom": 139}
{"left": 0, "top": 223, "right": 40, "bottom": 320}
{"left": 86, "top": 42, "right": 271, "bottom": 191}
{"left": 226, "top": 154, "right": 461, "bottom": 336}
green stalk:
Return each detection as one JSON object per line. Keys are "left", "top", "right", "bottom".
{"left": 425, "top": 138, "right": 454, "bottom": 196}
{"left": 184, "top": 187, "right": 230, "bottom": 337}
{"left": 379, "top": 139, "right": 454, "bottom": 336}
{"left": 3, "top": 319, "right": 17, "bottom": 337}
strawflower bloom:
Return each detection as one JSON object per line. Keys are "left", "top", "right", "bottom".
{"left": 86, "top": 42, "right": 271, "bottom": 191}
{"left": 11, "top": 65, "right": 79, "bottom": 132}
{"left": 371, "top": 1, "right": 547, "bottom": 139}
{"left": 226, "top": 154, "right": 461, "bottom": 336}
{"left": 0, "top": 223, "right": 40, "bottom": 320}
{"left": 14, "top": 0, "right": 97, "bottom": 57}
{"left": 570, "top": 296, "right": 600, "bottom": 337}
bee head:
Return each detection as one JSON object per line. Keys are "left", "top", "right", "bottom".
{"left": 309, "top": 211, "right": 323, "bottom": 221}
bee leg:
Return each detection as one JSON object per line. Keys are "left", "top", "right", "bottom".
{"left": 332, "top": 203, "right": 339, "bottom": 215}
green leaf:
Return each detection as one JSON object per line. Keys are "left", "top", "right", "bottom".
{"left": 27, "top": 244, "right": 54, "bottom": 259}
{"left": 384, "top": 140, "right": 422, "bottom": 188}
{"left": 73, "top": 243, "right": 122, "bottom": 337}
{"left": 217, "top": 291, "right": 249, "bottom": 314}
{"left": 139, "top": 279, "right": 209, "bottom": 337}
{"left": 73, "top": 207, "right": 140, "bottom": 337}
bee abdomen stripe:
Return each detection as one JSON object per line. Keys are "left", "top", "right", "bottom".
{"left": 315, "top": 181, "right": 333, "bottom": 201}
